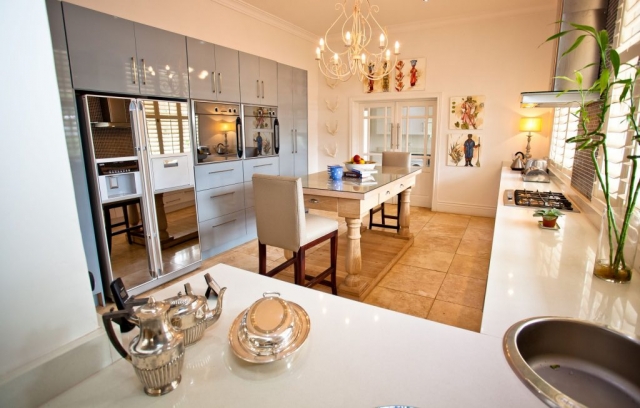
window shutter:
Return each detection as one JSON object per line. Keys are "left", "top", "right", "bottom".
{"left": 143, "top": 101, "right": 190, "bottom": 156}
{"left": 549, "top": 107, "right": 578, "bottom": 177}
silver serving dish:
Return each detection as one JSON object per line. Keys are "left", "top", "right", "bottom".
{"left": 229, "top": 292, "right": 310, "bottom": 364}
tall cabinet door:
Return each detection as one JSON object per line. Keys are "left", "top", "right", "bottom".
{"left": 292, "top": 68, "right": 308, "bottom": 176}
{"left": 134, "top": 23, "right": 188, "bottom": 98}
{"left": 277, "top": 64, "right": 294, "bottom": 177}
{"left": 63, "top": 3, "right": 139, "bottom": 94}
{"left": 187, "top": 37, "right": 217, "bottom": 101}
{"left": 260, "top": 58, "right": 278, "bottom": 106}
{"left": 214, "top": 45, "right": 241, "bottom": 103}
{"left": 239, "top": 52, "right": 261, "bottom": 104}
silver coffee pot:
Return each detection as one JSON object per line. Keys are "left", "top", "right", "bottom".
{"left": 103, "top": 297, "right": 185, "bottom": 396}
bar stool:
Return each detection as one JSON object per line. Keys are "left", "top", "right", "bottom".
{"left": 369, "top": 151, "right": 411, "bottom": 231}
{"left": 102, "top": 198, "right": 142, "bottom": 253}
{"left": 252, "top": 174, "right": 338, "bottom": 294}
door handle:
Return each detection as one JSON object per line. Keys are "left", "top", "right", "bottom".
{"left": 212, "top": 71, "right": 216, "bottom": 94}
{"left": 218, "top": 72, "right": 222, "bottom": 94}
{"left": 141, "top": 59, "right": 147, "bottom": 85}
{"left": 131, "top": 57, "right": 137, "bottom": 84}
{"left": 396, "top": 123, "right": 401, "bottom": 149}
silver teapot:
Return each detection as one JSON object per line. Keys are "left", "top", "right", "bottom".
{"left": 165, "top": 273, "right": 226, "bottom": 346}
{"left": 103, "top": 297, "right": 185, "bottom": 396}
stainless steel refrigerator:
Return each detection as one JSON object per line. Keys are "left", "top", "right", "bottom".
{"left": 79, "top": 95, "right": 201, "bottom": 297}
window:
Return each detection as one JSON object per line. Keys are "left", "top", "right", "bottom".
{"left": 143, "top": 101, "right": 190, "bottom": 155}
{"left": 548, "top": 107, "right": 578, "bottom": 177}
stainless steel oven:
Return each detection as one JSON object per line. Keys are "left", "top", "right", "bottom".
{"left": 192, "top": 101, "right": 242, "bottom": 164}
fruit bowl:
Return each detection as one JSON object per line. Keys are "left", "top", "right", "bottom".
{"left": 344, "top": 161, "right": 377, "bottom": 171}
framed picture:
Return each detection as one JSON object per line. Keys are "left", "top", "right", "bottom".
{"left": 394, "top": 58, "right": 426, "bottom": 92}
{"left": 362, "top": 61, "right": 392, "bottom": 93}
{"left": 449, "top": 96, "right": 485, "bottom": 130}
{"left": 447, "top": 134, "right": 481, "bottom": 167}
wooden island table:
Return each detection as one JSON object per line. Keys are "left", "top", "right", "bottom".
{"left": 299, "top": 166, "right": 422, "bottom": 300}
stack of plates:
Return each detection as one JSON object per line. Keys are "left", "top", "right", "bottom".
{"left": 228, "top": 293, "right": 310, "bottom": 364}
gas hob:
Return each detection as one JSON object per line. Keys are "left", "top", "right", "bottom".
{"left": 503, "top": 189, "right": 580, "bottom": 213}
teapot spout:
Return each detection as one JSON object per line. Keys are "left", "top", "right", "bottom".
{"left": 205, "top": 287, "right": 226, "bottom": 328}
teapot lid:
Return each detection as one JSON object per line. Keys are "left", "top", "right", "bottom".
{"left": 135, "top": 297, "right": 170, "bottom": 319}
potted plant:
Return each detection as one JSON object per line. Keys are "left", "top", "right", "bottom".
{"left": 548, "top": 24, "right": 640, "bottom": 283}
{"left": 533, "top": 208, "right": 564, "bottom": 228}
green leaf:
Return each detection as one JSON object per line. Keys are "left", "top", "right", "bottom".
{"left": 575, "top": 71, "right": 583, "bottom": 86}
{"left": 599, "top": 30, "right": 609, "bottom": 49}
{"left": 569, "top": 23, "right": 598, "bottom": 36}
{"left": 562, "top": 35, "right": 586, "bottom": 56}
{"left": 545, "top": 30, "right": 572, "bottom": 42}
{"left": 610, "top": 49, "right": 621, "bottom": 77}
{"left": 599, "top": 69, "right": 610, "bottom": 94}
{"left": 554, "top": 75, "right": 575, "bottom": 84}
{"left": 620, "top": 85, "right": 630, "bottom": 102}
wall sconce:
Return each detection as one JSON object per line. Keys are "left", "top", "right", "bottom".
{"left": 519, "top": 117, "right": 542, "bottom": 159}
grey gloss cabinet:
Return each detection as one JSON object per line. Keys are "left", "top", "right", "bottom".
{"left": 239, "top": 53, "right": 278, "bottom": 106}
{"left": 187, "top": 38, "right": 240, "bottom": 102}
{"left": 63, "top": 3, "right": 188, "bottom": 98}
{"left": 277, "top": 64, "right": 308, "bottom": 177}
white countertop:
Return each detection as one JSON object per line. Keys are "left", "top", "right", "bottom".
{"left": 44, "top": 264, "right": 542, "bottom": 407}
{"left": 481, "top": 167, "right": 640, "bottom": 339}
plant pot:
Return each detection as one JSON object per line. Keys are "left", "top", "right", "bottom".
{"left": 541, "top": 216, "right": 557, "bottom": 228}
{"left": 593, "top": 207, "right": 639, "bottom": 284}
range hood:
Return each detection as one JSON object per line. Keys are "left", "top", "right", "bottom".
{"left": 520, "top": 0, "right": 608, "bottom": 108}
{"left": 91, "top": 97, "right": 131, "bottom": 128}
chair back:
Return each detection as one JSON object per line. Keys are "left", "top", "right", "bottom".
{"left": 252, "top": 174, "right": 306, "bottom": 252}
{"left": 382, "top": 151, "right": 411, "bottom": 167}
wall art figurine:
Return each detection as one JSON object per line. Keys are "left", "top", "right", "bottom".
{"left": 325, "top": 76, "right": 339, "bottom": 89}
{"left": 325, "top": 97, "right": 339, "bottom": 112}
{"left": 324, "top": 142, "right": 338, "bottom": 158}
{"left": 325, "top": 121, "right": 339, "bottom": 136}
{"left": 449, "top": 96, "right": 485, "bottom": 130}
{"left": 393, "top": 58, "right": 426, "bottom": 92}
{"left": 447, "top": 134, "right": 481, "bottom": 167}
{"left": 361, "top": 61, "right": 391, "bottom": 93}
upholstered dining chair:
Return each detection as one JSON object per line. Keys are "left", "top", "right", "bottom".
{"left": 252, "top": 174, "right": 338, "bottom": 294}
{"left": 369, "top": 151, "right": 411, "bottom": 231}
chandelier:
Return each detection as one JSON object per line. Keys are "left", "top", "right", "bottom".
{"left": 315, "top": 0, "right": 400, "bottom": 82}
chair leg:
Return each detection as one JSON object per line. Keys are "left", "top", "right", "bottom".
{"left": 123, "top": 204, "right": 132, "bottom": 244}
{"left": 369, "top": 208, "right": 373, "bottom": 230}
{"left": 330, "top": 233, "right": 338, "bottom": 295}
{"left": 258, "top": 242, "right": 267, "bottom": 275}
{"left": 396, "top": 194, "right": 402, "bottom": 231}
{"left": 295, "top": 248, "right": 305, "bottom": 286}
{"left": 381, "top": 203, "right": 386, "bottom": 225}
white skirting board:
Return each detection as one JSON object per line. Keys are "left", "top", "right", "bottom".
{"left": 433, "top": 200, "right": 497, "bottom": 218}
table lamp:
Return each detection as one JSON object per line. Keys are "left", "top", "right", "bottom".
{"left": 519, "top": 117, "right": 542, "bottom": 159}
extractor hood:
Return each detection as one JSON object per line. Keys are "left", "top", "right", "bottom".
{"left": 91, "top": 97, "right": 131, "bottom": 128}
{"left": 520, "top": 0, "right": 608, "bottom": 108}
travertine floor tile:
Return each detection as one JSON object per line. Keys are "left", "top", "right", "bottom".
{"left": 461, "top": 227, "right": 493, "bottom": 242}
{"left": 456, "top": 237, "right": 492, "bottom": 258}
{"left": 364, "top": 287, "right": 434, "bottom": 319}
{"left": 398, "top": 247, "right": 455, "bottom": 272}
{"left": 413, "top": 233, "right": 461, "bottom": 253}
{"left": 468, "top": 216, "right": 495, "bottom": 231}
{"left": 427, "top": 300, "right": 483, "bottom": 332}
{"left": 378, "top": 264, "right": 446, "bottom": 298}
{"left": 436, "top": 274, "right": 487, "bottom": 309}
{"left": 420, "top": 223, "right": 467, "bottom": 239}
{"left": 448, "top": 254, "right": 490, "bottom": 280}
{"left": 429, "top": 213, "right": 471, "bottom": 227}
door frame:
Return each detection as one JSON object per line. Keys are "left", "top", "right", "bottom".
{"left": 348, "top": 92, "right": 443, "bottom": 210}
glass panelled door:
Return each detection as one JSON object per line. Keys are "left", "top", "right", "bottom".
{"left": 362, "top": 103, "right": 393, "bottom": 163}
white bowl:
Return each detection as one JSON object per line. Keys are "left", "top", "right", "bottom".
{"left": 344, "top": 161, "right": 377, "bottom": 171}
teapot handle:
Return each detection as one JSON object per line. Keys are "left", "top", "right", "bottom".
{"left": 515, "top": 151, "right": 525, "bottom": 159}
{"left": 102, "top": 310, "right": 134, "bottom": 362}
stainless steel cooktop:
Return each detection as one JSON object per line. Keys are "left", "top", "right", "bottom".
{"left": 503, "top": 189, "right": 580, "bottom": 213}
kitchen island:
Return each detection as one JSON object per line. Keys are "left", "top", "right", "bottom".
{"left": 43, "top": 263, "right": 542, "bottom": 407}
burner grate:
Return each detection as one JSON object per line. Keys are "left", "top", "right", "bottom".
{"left": 513, "top": 190, "right": 576, "bottom": 212}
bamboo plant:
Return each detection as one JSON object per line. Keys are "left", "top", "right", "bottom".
{"left": 548, "top": 23, "right": 640, "bottom": 281}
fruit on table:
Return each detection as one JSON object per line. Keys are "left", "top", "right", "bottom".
{"left": 352, "top": 154, "right": 361, "bottom": 163}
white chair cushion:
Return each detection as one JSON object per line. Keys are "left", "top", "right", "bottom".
{"left": 303, "top": 214, "right": 338, "bottom": 246}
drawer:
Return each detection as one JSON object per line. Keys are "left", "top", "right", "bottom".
{"left": 151, "top": 155, "right": 192, "bottom": 192}
{"left": 245, "top": 207, "right": 257, "bottom": 238}
{"left": 378, "top": 179, "right": 413, "bottom": 204}
{"left": 243, "top": 156, "right": 279, "bottom": 181}
{"left": 196, "top": 183, "right": 245, "bottom": 222}
{"left": 199, "top": 210, "right": 247, "bottom": 253}
{"left": 304, "top": 194, "right": 338, "bottom": 212}
{"left": 195, "top": 161, "right": 243, "bottom": 191}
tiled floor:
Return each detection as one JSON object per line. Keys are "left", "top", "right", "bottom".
{"left": 124, "top": 205, "right": 495, "bottom": 333}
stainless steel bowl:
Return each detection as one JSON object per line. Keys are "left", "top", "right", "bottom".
{"left": 229, "top": 292, "right": 310, "bottom": 364}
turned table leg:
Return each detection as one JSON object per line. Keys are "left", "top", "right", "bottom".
{"left": 344, "top": 217, "right": 362, "bottom": 287}
{"left": 284, "top": 250, "right": 294, "bottom": 260}
{"left": 399, "top": 186, "right": 412, "bottom": 237}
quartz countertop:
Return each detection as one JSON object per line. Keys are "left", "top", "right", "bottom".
{"left": 481, "top": 167, "right": 640, "bottom": 339}
{"left": 43, "top": 264, "right": 542, "bottom": 407}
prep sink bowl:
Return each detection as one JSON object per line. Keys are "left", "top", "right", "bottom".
{"left": 503, "top": 317, "right": 640, "bottom": 408}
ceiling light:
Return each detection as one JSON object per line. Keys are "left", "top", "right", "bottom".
{"left": 315, "top": 0, "right": 400, "bottom": 82}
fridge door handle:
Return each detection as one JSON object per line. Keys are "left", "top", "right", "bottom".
{"left": 236, "top": 116, "right": 243, "bottom": 158}
{"left": 274, "top": 118, "right": 280, "bottom": 154}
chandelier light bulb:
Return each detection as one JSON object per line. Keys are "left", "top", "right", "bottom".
{"left": 333, "top": 53, "right": 339, "bottom": 65}
{"left": 316, "top": 47, "right": 321, "bottom": 60}
{"left": 379, "top": 33, "right": 385, "bottom": 48}
{"left": 319, "top": 38, "right": 325, "bottom": 52}
{"left": 385, "top": 49, "right": 390, "bottom": 61}
{"left": 361, "top": 53, "right": 366, "bottom": 64}
{"left": 394, "top": 41, "right": 400, "bottom": 55}
{"left": 346, "top": 31, "right": 352, "bottom": 46}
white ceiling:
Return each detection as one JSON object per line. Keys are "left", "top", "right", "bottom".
{"left": 239, "top": 0, "right": 558, "bottom": 37}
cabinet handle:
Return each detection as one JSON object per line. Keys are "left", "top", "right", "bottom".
{"left": 208, "top": 169, "right": 233, "bottom": 174}
{"left": 386, "top": 191, "right": 391, "bottom": 195}
{"left": 218, "top": 73, "right": 222, "bottom": 94}
{"left": 212, "top": 71, "right": 216, "bottom": 94}
{"left": 256, "top": 80, "right": 260, "bottom": 99}
{"left": 254, "top": 163, "right": 272, "bottom": 168}
{"left": 261, "top": 81, "right": 265, "bottom": 99}
{"left": 212, "top": 219, "right": 236, "bottom": 228}
{"left": 131, "top": 57, "right": 137, "bottom": 84}
{"left": 400, "top": 184, "right": 405, "bottom": 188}
{"left": 310, "top": 198, "right": 319, "bottom": 204}
{"left": 294, "top": 129, "right": 297, "bottom": 153}
{"left": 291, "top": 129, "right": 294, "bottom": 154}
{"left": 210, "top": 192, "right": 235, "bottom": 199}
{"left": 142, "top": 59, "right": 147, "bottom": 85}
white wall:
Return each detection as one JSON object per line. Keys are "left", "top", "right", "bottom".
{"left": 66, "top": 0, "right": 320, "bottom": 172}
{"left": 316, "top": 6, "right": 557, "bottom": 215}
{"left": 0, "top": 0, "right": 98, "bottom": 377}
